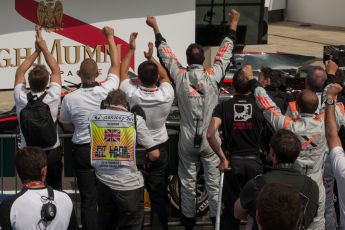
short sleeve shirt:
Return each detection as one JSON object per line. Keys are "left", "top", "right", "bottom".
{"left": 120, "top": 79, "right": 174, "bottom": 145}
{"left": 14, "top": 82, "right": 61, "bottom": 150}
{"left": 212, "top": 95, "right": 266, "bottom": 156}
{"left": 59, "top": 74, "right": 119, "bottom": 144}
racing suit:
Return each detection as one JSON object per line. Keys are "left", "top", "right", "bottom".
{"left": 286, "top": 86, "right": 345, "bottom": 230}
{"left": 155, "top": 31, "right": 235, "bottom": 221}
{"left": 249, "top": 79, "right": 328, "bottom": 230}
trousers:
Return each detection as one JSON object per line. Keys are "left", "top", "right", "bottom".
{"left": 145, "top": 142, "right": 169, "bottom": 230}
{"left": 45, "top": 146, "right": 63, "bottom": 190}
{"left": 97, "top": 180, "right": 144, "bottom": 230}
{"left": 73, "top": 143, "right": 98, "bottom": 230}
{"left": 221, "top": 157, "right": 263, "bottom": 230}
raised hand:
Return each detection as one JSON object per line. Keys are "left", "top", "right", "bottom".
{"left": 129, "top": 32, "right": 138, "bottom": 50}
{"left": 146, "top": 16, "right": 157, "bottom": 28}
{"left": 327, "top": 83, "right": 343, "bottom": 97}
{"left": 325, "top": 60, "right": 338, "bottom": 75}
{"left": 35, "top": 25, "right": 47, "bottom": 52}
{"left": 229, "top": 9, "right": 240, "bottom": 31}
{"left": 144, "top": 42, "right": 154, "bottom": 60}
{"left": 103, "top": 26, "right": 114, "bottom": 37}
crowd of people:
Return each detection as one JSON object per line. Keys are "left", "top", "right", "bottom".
{"left": 0, "top": 8, "right": 345, "bottom": 230}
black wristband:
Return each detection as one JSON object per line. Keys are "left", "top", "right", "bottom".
{"left": 248, "top": 79, "right": 261, "bottom": 93}
{"left": 155, "top": 33, "right": 166, "bottom": 47}
{"left": 227, "top": 29, "right": 237, "bottom": 42}
{"left": 323, "top": 74, "right": 336, "bottom": 89}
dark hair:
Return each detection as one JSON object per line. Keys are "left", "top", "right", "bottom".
{"left": 186, "top": 43, "right": 205, "bottom": 65}
{"left": 270, "top": 129, "right": 301, "bottom": 163}
{"left": 257, "top": 183, "right": 301, "bottom": 230}
{"left": 260, "top": 67, "right": 285, "bottom": 89}
{"left": 306, "top": 66, "right": 326, "bottom": 92}
{"left": 15, "top": 147, "right": 47, "bottom": 183}
{"left": 137, "top": 61, "right": 158, "bottom": 87}
{"left": 28, "top": 65, "right": 49, "bottom": 92}
{"left": 233, "top": 69, "right": 249, "bottom": 94}
{"left": 79, "top": 58, "right": 98, "bottom": 80}
{"left": 105, "top": 90, "right": 128, "bottom": 108}
{"left": 296, "top": 90, "right": 319, "bottom": 114}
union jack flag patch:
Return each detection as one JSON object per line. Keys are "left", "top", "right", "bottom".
{"left": 104, "top": 129, "right": 121, "bottom": 142}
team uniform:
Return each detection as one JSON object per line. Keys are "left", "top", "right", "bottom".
{"left": 90, "top": 108, "right": 158, "bottom": 230}
{"left": 0, "top": 187, "right": 76, "bottom": 230}
{"left": 59, "top": 73, "right": 119, "bottom": 230}
{"left": 14, "top": 82, "right": 62, "bottom": 190}
{"left": 120, "top": 79, "right": 174, "bottom": 229}
{"left": 286, "top": 86, "right": 345, "bottom": 230}
{"left": 155, "top": 30, "right": 235, "bottom": 220}
{"left": 212, "top": 94, "right": 265, "bottom": 230}
{"left": 249, "top": 79, "right": 329, "bottom": 230}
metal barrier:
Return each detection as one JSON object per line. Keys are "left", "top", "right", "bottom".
{"left": 0, "top": 131, "right": 213, "bottom": 228}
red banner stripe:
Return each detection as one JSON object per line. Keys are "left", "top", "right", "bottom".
{"left": 15, "top": 0, "right": 134, "bottom": 69}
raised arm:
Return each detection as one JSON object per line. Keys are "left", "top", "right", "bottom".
{"left": 35, "top": 26, "right": 61, "bottom": 85}
{"left": 209, "top": 9, "right": 240, "bottom": 83}
{"left": 146, "top": 16, "right": 184, "bottom": 81}
{"left": 144, "top": 42, "right": 171, "bottom": 84}
{"left": 120, "top": 32, "right": 137, "bottom": 82}
{"left": 325, "top": 83, "right": 343, "bottom": 150}
{"left": 103, "top": 26, "right": 120, "bottom": 76}
{"left": 14, "top": 51, "right": 39, "bottom": 87}
{"left": 244, "top": 65, "right": 291, "bottom": 131}
{"left": 206, "top": 116, "right": 230, "bottom": 172}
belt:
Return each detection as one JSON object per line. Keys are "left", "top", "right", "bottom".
{"left": 231, "top": 155, "right": 258, "bottom": 160}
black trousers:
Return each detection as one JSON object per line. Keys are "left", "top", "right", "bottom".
{"left": 97, "top": 180, "right": 144, "bottom": 230}
{"left": 221, "top": 158, "right": 263, "bottom": 230}
{"left": 72, "top": 143, "right": 98, "bottom": 230}
{"left": 45, "top": 146, "right": 63, "bottom": 190}
{"left": 145, "top": 142, "right": 169, "bottom": 230}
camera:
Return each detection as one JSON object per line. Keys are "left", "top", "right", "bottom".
{"left": 324, "top": 45, "right": 345, "bottom": 69}
{"left": 194, "top": 134, "right": 202, "bottom": 148}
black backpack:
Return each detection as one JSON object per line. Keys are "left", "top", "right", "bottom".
{"left": 19, "top": 92, "right": 57, "bottom": 148}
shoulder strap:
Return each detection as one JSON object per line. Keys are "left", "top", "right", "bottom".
{"left": 27, "top": 91, "right": 47, "bottom": 103}
{"left": 254, "top": 174, "right": 265, "bottom": 191}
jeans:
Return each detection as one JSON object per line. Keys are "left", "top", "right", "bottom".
{"left": 97, "top": 180, "right": 144, "bottom": 230}
{"left": 45, "top": 146, "right": 63, "bottom": 190}
{"left": 221, "top": 157, "right": 263, "bottom": 230}
{"left": 145, "top": 142, "right": 169, "bottom": 230}
{"left": 73, "top": 143, "right": 98, "bottom": 230}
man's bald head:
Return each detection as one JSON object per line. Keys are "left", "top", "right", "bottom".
{"left": 296, "top": 89, "right": 319, "bottom": 114}
{"left": 79, "top": 58, "right": 99, "bottom": 81}
{"left": 305, "top": 66, "right": 326, "bottom": 92}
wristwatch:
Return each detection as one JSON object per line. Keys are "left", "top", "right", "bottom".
{"left": 325, "top": 97, "right": 335, "bottom": 105}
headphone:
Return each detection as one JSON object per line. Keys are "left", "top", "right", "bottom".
{"left": 40, "top": 186, "right": 57, "bottom": 222}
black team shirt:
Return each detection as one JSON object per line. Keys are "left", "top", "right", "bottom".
{"left": 212, "top": 94, "right": 266, "bottom": 156}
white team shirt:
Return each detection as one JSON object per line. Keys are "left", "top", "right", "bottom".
{"left": 59, "top": 74, "right": 119, "bottom": 144}
{"left": 0, "top": 188, "right": 74, "bottom": 230}
{"left": 329, "top": 146, "right": 345, "bottom": 230}
{"left": 120, "top": 79, "right": 174, "bottom": 145}
{"left": 14, "top": 82, "right": 61, "bottom": 150}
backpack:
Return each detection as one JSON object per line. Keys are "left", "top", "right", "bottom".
{"left": 255, "top": 175, "right": 315, "bottom": 230}
{"left": 19, "top": 92, "right": 57, "bottom": 148}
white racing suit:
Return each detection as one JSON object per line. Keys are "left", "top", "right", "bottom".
{"left": 252, "top": 81, "right": 328, "bottom": 230}
{"left": 156, "top": 32, "right": 235, "bottom": 219}
{"left": 286, "top": 90, "right": 345, "bottom": 229}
